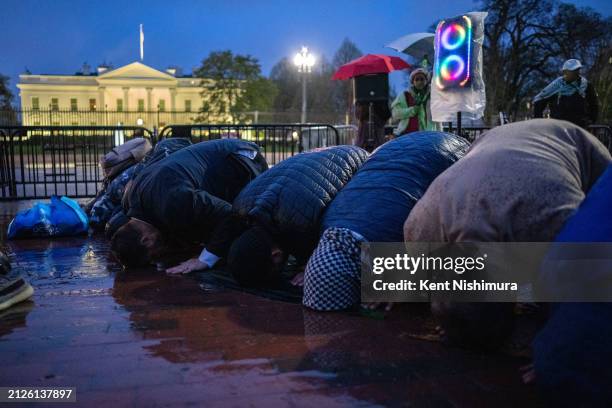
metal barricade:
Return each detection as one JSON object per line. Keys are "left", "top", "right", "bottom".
{"left": 588, "top": 125, "right": 612, "bottom": 153}
{"left": 159, "top": 124, "right": 344, "bottom": 166}
{"left": 443, "top": 125, "right": 491, "bottom": 142}
{"left": 0, "top": 126, "right": 152, "bottom": 200}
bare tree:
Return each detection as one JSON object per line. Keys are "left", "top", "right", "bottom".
{"left": 331, "top": 38, "right": 363, "bottom": 123}
{"left": 480, "top": 0, "right": 612, "bottom": 123}
{"left": 481, "top": 0, "right": 558, "bottom": 123}
{"left": 552, "top": 5, "right": 612, "bottom": 122}
{"left": 270, "top": 57, "right": 301, "bottom": 114}
{"left": 270, "top": 53, "right": 343, "bottom": 123}
{"left": 0, "top": 74, "right": 13, "bottom": 109}
{"left": 0, "top": 74, "right": 17, "bottom": 125}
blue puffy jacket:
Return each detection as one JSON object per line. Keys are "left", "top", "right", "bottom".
{"left": 233, "top": 145, "right": 368, "bottom": 260}
{"left": 322, "top": 132, "right": 470, "bottom": 242}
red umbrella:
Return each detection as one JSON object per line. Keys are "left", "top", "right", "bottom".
{"left": 332, "top": 54, "right": 411, "bottom": 80}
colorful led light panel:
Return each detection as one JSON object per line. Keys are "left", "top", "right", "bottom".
{"left": 434, "top": 15, "right": 473, "bottom": 90}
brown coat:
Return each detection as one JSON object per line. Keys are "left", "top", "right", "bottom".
{"left": 404, "top": 119, "right": 612, "bottom": 243}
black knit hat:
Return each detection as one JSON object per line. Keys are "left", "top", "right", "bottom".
{"left": 105, "top": 211, "right": 130, "bottom": 240}
{"left": 227, "top": 226, "right": 275, "bottom": 287}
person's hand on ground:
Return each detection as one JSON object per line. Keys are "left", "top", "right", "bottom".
{"left": 166, "top": 258, "right": 209, "bottom": 275}
{"left": 290, "top": 272, "right": 305, "bottom": 287}
{"left": 520, "top": 363, "right": 536, "bottom": 385}
{"left": 361, "top": 302, "right": 394, "bottom": 312}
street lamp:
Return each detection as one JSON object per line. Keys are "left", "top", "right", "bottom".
{"left": 293, "top": 46, "right": 315, "bottom": 123}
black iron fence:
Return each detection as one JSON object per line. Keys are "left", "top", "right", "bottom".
{"left": 442, "top": 124, "right": 612, "bottom": 147}
{"left": 588, "top": 125, "right": 612, "bottom": 152}
{"left": 0, "top": 109, "right": 352, "bottom": 129}
{"left": 1, "top": 121, "right": 609, "bottom": 201}
{"left": 159, "top": 124, "right": 357, "bottom": 166}
{"left": 443, "top": 125, "right": 491, "bottom": 142}
{"left": 0, "top": 126, "right": 153, "bottom": 200}
{"left": 1, "top": 123, "right": 356, "bottom": 200}
{"left": 0, "top": 109, "right": 198, "bottom": 129}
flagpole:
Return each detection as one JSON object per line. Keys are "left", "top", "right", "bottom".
{"left": 140, "top": 24, "right": 144, "bottom": 61}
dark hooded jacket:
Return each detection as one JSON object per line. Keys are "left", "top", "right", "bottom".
{"left": 231, "top": 145, "right": 368, "bottom": 261}
{"left": 534, "top": 80, "right": 599, "bottom": 128}
{"left": 323, "top": 132, "right": 470, "bottom": 242}
{"left": 123, "top": 139, "right": 267, "bottom": 245}
{"left": 90, "top": 137, "right": 193, "bottom": 230}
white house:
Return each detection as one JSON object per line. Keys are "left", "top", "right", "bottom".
{"left": 17, "top": 62, "right": 210, "bottom": 127}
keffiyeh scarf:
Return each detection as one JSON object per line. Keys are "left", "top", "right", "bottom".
{"left": 303, "top": 227, "right": 365, "bottom": 311}
{"left": 533, "top": 76, "right": 588, "bottom": 103}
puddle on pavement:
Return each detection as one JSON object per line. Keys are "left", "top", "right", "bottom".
{"left": 0, "top": 200, "right": 540, "bottom": 406}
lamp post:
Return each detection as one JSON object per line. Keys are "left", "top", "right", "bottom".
{"left": 293, "top": 46, "right": 315, "bottom": 123}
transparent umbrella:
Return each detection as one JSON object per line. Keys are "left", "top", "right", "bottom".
{"left": 386, "top": 32, "right": 435, "bottom": 64}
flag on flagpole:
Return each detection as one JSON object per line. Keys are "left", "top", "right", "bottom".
{"left": 140, "top": 24, "right": 144, "bottom": 61}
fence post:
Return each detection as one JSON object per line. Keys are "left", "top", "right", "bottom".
{"left": 8, "top": 131, "right": 17, "bottom": 197}
{"left": 333, "top": 125, "right": 340, "bottom": 146}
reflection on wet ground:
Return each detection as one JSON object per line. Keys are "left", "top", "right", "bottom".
{"left": 0, "top": 201, "right": 541, "bottom": 407}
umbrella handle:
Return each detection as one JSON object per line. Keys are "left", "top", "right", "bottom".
{"left": 368, "top": 102, "right": 374, "bottom": 148}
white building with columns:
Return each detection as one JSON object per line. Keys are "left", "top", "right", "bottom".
{"left": 17, "top": 62, "right": 212, "bottom": 128}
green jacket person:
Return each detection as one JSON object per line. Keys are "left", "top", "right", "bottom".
{"left": 391, "top": 68, "right": 440, "bottom": 135}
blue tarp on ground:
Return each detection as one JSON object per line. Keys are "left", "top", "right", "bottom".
{"left": 8, "top": 196, "right": 89, "bottom": 239}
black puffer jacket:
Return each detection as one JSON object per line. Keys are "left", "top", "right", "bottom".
{"left": 233, "top": 145, "right": 368, "bottom": 260}
{"left": 534, "top": 81, "right": 599, "bottom": 128}
{"left": 322, "top": 132, "right": 469, "bottom": 242}
{"left": 124, "top": 139, "right": 267, "bottom": 245}
{"left": 91, "top": 138, "right": 193, "bottom": 231}
{"left": 131, "top": 137, "right": 193, "bottom": 179}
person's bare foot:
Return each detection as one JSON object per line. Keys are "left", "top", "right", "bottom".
{"left": 290, "top": 272, "right": 305, "bottom": 286}
{"left": 520, "top": 363, "right": 536, "bottom": 384}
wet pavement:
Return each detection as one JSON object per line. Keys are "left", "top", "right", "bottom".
{"left": 0, "top": 200, "right": 542, "bottom": 407}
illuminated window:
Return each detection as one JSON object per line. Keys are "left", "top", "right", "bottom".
{"left": 158, "top": 99, "right": 166, "bottom": 112}
{"left": 51, "top": 98, "right": 59, "bottom": 111}
{"left": 138, "top": 99, "right": 145, "bottom": 112}
{"left": 89, "top": 99, "right": 97, "bottom": 111}
{"left": 116, "top": 99, "right": 123, "bottom": 112}
{"left": 32, "top": 97, "right": 40, "bottom": 110}
{"left": 185, "top": 100, "right": 192, "bottom": 112}
{"left": 70, "top": 98, "right": 78, "bottom": 111}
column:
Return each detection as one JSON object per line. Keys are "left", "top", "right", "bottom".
{"left": 146, "top": 87, "right": 153, "bottom": 126}
{"left": 146, "top": 87, "right": 153, "bottom": 110}
{"left": 96, "top": 87, "right": 105, "bottom": 126}
{"left": 98, "top": 86, "right": 106, "bottom": 110}
{"left": 170, "top": 88, "right": 177, "bottom": 123}
{"left": 122, "top": 87, "right": 129, "bottom": 111}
